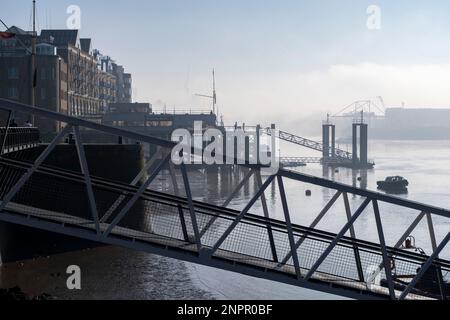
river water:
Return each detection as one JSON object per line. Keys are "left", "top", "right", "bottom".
{"left": 1, "top": 140, "right": 450, "bottom": 300}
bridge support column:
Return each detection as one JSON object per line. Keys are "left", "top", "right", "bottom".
{"left": 360, "top": 123, "right": 368, "bottom": 166}
{"left": 322, "top": 124, "right": 336, "bottom": 161}
{"left": 352, "top": 123, "right": 368, "bottom": 167}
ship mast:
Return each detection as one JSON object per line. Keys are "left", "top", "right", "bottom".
{"left": 212, "top": 68, "right": 217, "bottom": 116}
{"left": 195, "top": 68, "right": 218, "bottom": 117}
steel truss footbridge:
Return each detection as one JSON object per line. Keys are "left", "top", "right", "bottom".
{"left": 0, "top": 98, "right": 450, "bottom": 300}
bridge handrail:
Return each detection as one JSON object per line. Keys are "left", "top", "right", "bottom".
{"left": 2, "top": 156, "right": 449, "bottom": 271}
{"left": 0, "top": 127, "right": 40, "bottom": 152}
{"left": 280, "top": 170, "right": 450, "bottom": 219}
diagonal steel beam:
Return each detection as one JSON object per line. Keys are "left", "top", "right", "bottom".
{"left": 180, "top": 163, "right": 202, "bottom": 252}
{"left": 277, "top": 191, "right": 342, "bottom": 268}
{"left": 277, "top": 175, "right": 302, "bottom": 279}
{"left": 131, "top": 147, "right": 164, "bottom": 186}
{"left": 199, "top": 168, "right": 255, "bottom": 238}
{"left": 426, "top": 213, "right": 438, "bottom": 251}
{"left": 256, "top": 170, "right": 278, "bottom": 262}
{"left": 102, "top": 153, "right": 171, "bottom": 238}
{"left": 208, "top": 175, "right": 276, "bottom": 257}
{"left": 177, "top": 204, "right": 189, "bottom": 242}
{"left": 373, "top": 200, "right": 396, "bottom": 299}
{"left": 0, "top": 125, "right": 72, "bottom": 211}
{"left": 399, "top": 231, "right": 450, "bottom": 300}
{"left": 100, "top": 147, "right": 165, "bottom": 223}
{"left": 304, "top": 198, "right": 371, "bottom": 281}
{"left": 169, "top": 161, "right": 180, "bottom": 197}
{"left": 426, "top": 213, "right": 446, "bottom": 300}
{"left": 223, "top": 168, "right": 255, "bottom": 208}
{"left": 394, "top": 211, "right": 426, "bottom": 249}
{"left": 73, "top": 126, "right": 101, "bottom": 235}
{"left": 371, "top": 211, "right": 427, "bottom": 280}
{"left": 343, "top": 192, "right": 365, "bottom": 282}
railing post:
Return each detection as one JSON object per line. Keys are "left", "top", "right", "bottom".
{"left": 343, "top": 192, "right": 365, "bottom": 283}
{"left": 177, "top": 205, "right": 190, "bottom": 242}
{"left": 426, "top": 213, "right": 446, "bottom": 300}
{"left": 373, "top": 200, "right": 396, "bottom": 299}
{"left": 277, "top": 175, "right": 302, "bottom": 279}
{"left": 180, "top": 163, "right": 202, "bottom": 253}
{"left": 256, "top": 169, "right": 278, "bottom": 263}
{"left": 73, "top": 126, "right": 101, "bottom": 236}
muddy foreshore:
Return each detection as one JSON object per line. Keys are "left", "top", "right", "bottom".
{"left": 0, "top": 246, "right": 215, "bottom": 300}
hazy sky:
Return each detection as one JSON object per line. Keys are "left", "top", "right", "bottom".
{"left": 3, "top": 1, "right": 450, "bottom": 127}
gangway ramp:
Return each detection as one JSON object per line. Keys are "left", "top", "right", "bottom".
{"left": 261, "top": 128, "right": 353, "bottom": 161}
{"left": 0, "top": 98, "right": 450, "bottom": 300}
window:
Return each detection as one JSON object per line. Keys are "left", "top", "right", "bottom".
{"left": 145, "top": 120, "right": 173, "bottom": 127}
{"left": 41, "top": 68, "right": 46, "bottom": 80}
{"left": 129, "top": 121, "right": 145, "bottom": 127}
{"left": 7, "top": 67, "right": 18, "bottom": 79}
{"left": 113, "top": 121, "right": 125, "bottom": 127}
{"left": 7, "top": 87, "right": 18, "bottom": 99}
{"left": 146, "top": 121, "right": 160, "bottom": 127}
{"left": 159, "top": 120, "right": 173, "bottom": 127}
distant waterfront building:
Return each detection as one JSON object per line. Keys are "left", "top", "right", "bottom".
{"left": 334, "top": 107, "right": 450, "bottom": 141}
{"left": 0, "top": 27, "right": 68, "bottom": 135}
{"left": 123, "top": 73, "right": 132, "bottom": 103}
{"left": 101, "top": 102, "right": 217, "bottom": 159}
{"left": 103, "top": 103, "right": 217, "bottom": 138}
{"left": 96, "top": 53, "right": 133, "bottom": 107}
{"left": 0, "top": 26, "right": 35, "bottom": 57}
{"left": 40, "top": 29, "right": 117, "bottom": 116}
{"left": 0, "top": 26, "right": 132, "bottom": 137}
{"left": 112, "top": 64, "right": 132, "bottom": 104}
